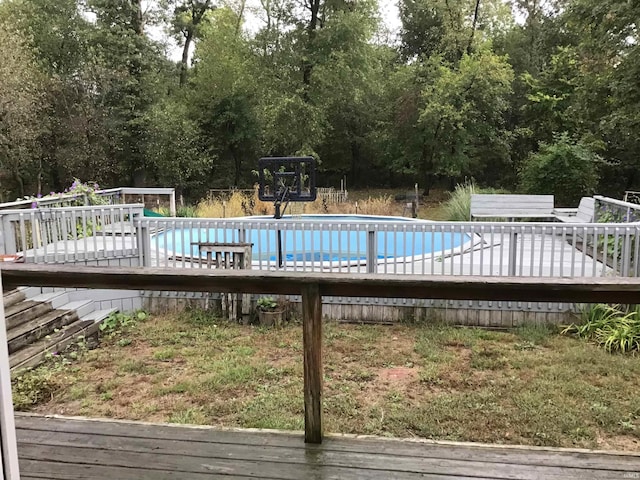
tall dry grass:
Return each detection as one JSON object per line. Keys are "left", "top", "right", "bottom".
{"left": 193, "top": 187, "right": 398, "bottom": 218}
{"left": 353, "top": 195, "right": 395, "bottom": 215}
{"left": 195, "top": 187, "right": 274, "bottom": 218}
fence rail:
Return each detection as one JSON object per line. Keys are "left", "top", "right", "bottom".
{"left": 3, "top": 263, "right": 640, "bottom": 444}
{"left": 624, "top": 191, "right": 640, "bottom": 205}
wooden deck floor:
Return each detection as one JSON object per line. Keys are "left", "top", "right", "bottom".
{"left": 15, "top": 414, "right": 640, "bottom": 480}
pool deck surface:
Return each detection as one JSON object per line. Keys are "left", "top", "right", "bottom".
{"left": 16, "top": 413, "right": 640, "bottom": 480}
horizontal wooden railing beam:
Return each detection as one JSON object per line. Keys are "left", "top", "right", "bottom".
{"left": 2, "top": 264, "right": 640, "bottom": 304}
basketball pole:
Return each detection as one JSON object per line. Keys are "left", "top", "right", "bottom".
{"left": 275, "top": 202, "right": 283, "bottom": 268}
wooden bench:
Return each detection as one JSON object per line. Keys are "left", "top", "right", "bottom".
{"left": 554, "top": 197, "right": 595, "bottom": 223}
{"left": 193, "top": 242, "right": 253, "bottom": 323}
{"left": 470, "top": 194, "right": 556, "bottom": 221}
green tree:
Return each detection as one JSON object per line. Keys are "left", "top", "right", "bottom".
{"left": 88, "top": 0, "right": 172, "bottom": 186}
{"left": 519, "top": 133, "right": 600, "bottom": 206}
{"left": 0, "top": 19, "right": 46, "bottom": 199}
{"left": 0, "top": 0, "right": 104, "bottom": 192}
{"left": 408, "top": 49, "right": 514, "bottom": 193}
{"left": 565, "top": 0, "right": 640, "bottom": 192}
{"left": 146, "top": 98, "right": 208, "bottom": 196}
{"left": 162, "top": 0, "right": 217, "bottom": 86}
{"left": 190, "top": 7, "right": 259, "bottom": 186}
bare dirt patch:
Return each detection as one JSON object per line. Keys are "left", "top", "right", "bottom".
{"left": 377, "top": 366, "right": 418, "bottom": 386}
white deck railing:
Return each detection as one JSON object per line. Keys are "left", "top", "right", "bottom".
{"left": 137, "top": 216, "right": 640, "bottom": 277}
{"left": 594, "top": 195, "right": 640, "bottom": 223}
{"left": 0, "top": 204, "right": 144, "bottom": 263}
{"left": 317, "top": 187, "right": 348, "bottom": 203}
{"left": 2, "top": 204, "right": 639, "bottom": 278}
{"left": 0, "top": 187, "right": 176, "bottom": 216}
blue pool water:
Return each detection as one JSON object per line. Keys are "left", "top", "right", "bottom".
{"left": 154, "top": 215, "right": 470, "bottom": 264}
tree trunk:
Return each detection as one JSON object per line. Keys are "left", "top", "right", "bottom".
{"left": 302, "top": 0, "right": 321, "bottom": 102}
{"left": 235, "top": 0, "right": 247, "bottom": 36}
{"left": 421, "top": 146, "right": 434, "bottom": 197}
{"left": 131, "top": 0, "right": 144, "bottom": 35}
{"left": 37, "top": 157, "right": 43, "bottom": 197}
{"left": 179, "top": 30, "right": 194, "bottom": 87}
{"left": 133, "top": 169, "right": 146, "bottom": 188}
{"left": 421, "top": 119, "right": 442, "bottom": 196}
{"left": 12, "top": 164, "right": 24, "bottom": 199}
{"left": 467, "top": 0, "right": 481, "bottom": 55}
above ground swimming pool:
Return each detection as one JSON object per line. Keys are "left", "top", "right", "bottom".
{"left": 153, "top": 215, "right": 473, "bottom": 265}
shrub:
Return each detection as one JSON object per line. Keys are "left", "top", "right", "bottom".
{"left": 100, "top": 310, "right": 148, "bottom": 336}
{"left": 519, "top": 133, "right": 601, "bottom": 206}
{"left": 562, "top": 304, "right": 640, "bottom": 353}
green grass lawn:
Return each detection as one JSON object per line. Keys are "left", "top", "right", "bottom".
{"left": 13, "top": 310, "right": 640, "bottom": 451}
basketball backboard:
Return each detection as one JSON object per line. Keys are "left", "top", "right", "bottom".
{"left": 257, "top": 157, "right": 317, "bottom": 203}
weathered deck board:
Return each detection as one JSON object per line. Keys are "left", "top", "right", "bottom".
{"left": 15, "top": 414, "right": 640, "bottom": 480}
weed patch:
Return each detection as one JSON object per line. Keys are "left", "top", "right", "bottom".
{"left": 563, "top": 304, "right": 640, "bottom": 353}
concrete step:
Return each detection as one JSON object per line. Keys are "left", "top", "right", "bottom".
{"left": 7, "top": 308, "right": 80, "bottom": 354}
{"left": 63, "top": 300, "right": 95, "bottom": 319}
{"left": 81, "top": 307, "right": 118, "bottom": 324}
{"left": 28, "top": 292, "right": 70, "bottom": 310}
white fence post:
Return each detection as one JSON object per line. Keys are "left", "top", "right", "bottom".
{"left": 0, "top": 272, "right": 20, "bottom": 479}
{"left": 508, "top": 231, "right": 518, "bottom": 276}
{"left": 366, "top": 229, "right": 377, "bottom": 274}
{"left": 0, "top": 217, "right": 16, "bottom": 255}
{"left": 170, "top": 191, "right": 177, "bottom": 217}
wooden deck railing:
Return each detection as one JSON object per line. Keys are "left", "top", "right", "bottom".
{"left": 3, "top": 263, "right": 640, "bottom": 444}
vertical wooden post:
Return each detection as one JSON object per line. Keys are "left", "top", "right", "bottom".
{"left": 302, "top": 283, "right": 323, "bottom": 443}
{"left": 0, "top": 272, "right": 20, "bottom": 479}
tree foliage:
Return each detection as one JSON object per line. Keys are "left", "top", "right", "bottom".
{"left": 519, "top": 133, "right": 601, "bottom": 206}
{"left": 0, "top": 18, "right": 46, "bottom": 199}
{"left": 0, "top": 0, "right": 638, "bottom": 202}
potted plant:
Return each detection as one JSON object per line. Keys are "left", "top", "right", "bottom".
{"left": 256, "top": 296, "right": 285, "bottom": 327}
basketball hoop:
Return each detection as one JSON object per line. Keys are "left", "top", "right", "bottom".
{"left": 257, "top": 157, "right": 318, "bottom": 267}
{"left": 257, "top": 157, "right": 317, "bottom": 219}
